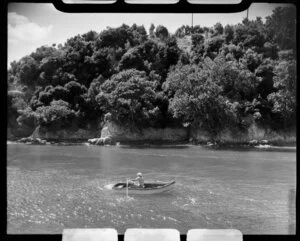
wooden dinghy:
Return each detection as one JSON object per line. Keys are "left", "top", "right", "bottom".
{"left": 112, "top": 181, "right": 175, "bottom": 195}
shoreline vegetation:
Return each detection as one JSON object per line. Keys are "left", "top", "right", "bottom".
{"left": 8, "top": 7, "right": 296, "bottom": 148}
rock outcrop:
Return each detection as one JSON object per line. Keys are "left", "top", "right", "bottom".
{"left": 13, "top": 120, "right": 295, "bottom": 146}
{"left": 31, "top": 126, "right": 98, "bottom": 141}
{"left": 101, "top": 121, "right": 188, "bottom": 143}
{"left": 191, "top": 123, "right": 296, "bottom": 146}
{"left": 87, "top": 137, "right": 112, "bottom": 145}
{"left": 18, "top": 137, "right": 47, "bottom": 145}
{"left": 88, "top": 121, "right": 188, "bottom": 145}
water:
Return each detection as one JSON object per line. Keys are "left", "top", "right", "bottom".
{"left": 7, "top": 143, "right": 296, "bottom": 234}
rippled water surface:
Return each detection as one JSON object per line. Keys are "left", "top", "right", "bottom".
{"left": 7, "top": 143, "right": 296, "bottom": 234}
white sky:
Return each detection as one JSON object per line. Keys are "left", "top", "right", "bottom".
{"left": 7, "top": 2, "right": 292, "bottom": 67}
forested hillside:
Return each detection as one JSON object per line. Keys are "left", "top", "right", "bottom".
{"left": 8, "top": 7, "right": 296, "bottom": 139}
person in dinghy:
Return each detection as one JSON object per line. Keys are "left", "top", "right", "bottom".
{"left": 129, "top": 172, "right": 145, "bottom": 188}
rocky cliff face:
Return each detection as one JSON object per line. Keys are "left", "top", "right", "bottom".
{"left": 7, "top": 125, "right": 34, "bottom": 139}
{"left": 31, "top": 126, "right": 98, "bottom": 141}
{"left": 10, "top": 120, "right": 295, "bottom": 146}
{"left": 99, "top": 121, "right": 188, "bottom": 143}
{"left": 191, "top": 123, "right": 296, "bottom": 144}
{"left": 97, "top": 120, "right": 296, "bottom": 145}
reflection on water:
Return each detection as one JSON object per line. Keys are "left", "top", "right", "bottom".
{"left": 7, "top": 143, "right": 296, "bottom": 234}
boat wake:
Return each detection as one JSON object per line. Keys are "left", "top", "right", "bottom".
{"left": 116, "top": 196, "right": 135, "bottom": 203}
{"left": 104, "top": 184, "right": 115, "bottom": 190}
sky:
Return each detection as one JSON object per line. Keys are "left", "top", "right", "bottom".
{"left": 7, "top": 2, "right": 292, "bottom": 67}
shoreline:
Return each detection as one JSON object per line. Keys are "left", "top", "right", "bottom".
{"left": 8, "top": 121, "right": 296, "bottom": 148}
{"left": 7, "top": 139, "right": 296, "bottom": 150}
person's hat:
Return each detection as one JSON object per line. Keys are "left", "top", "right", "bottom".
{"left": 137, "top": 172, "right": 142, "bottom": 177}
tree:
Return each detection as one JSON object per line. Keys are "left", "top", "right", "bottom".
{"left": 175, "top": 25, "right": 186, "bottom": 38}
{"left": 255, "top": 58, "right": 275, "bottom": 99}
{"left": 224, "top": 24, "right": 234, "bottom": 43}
{"left": 164, "top": 64, "right": 237, "bottom": 134}
{"left": 49, "top": 85, "right": 70, "bottom": 101}
{"left": 118, "top": 38, "right": 180, "bottom": 79}
{"left": 164, "top": 36, "right": 181, "bottom": 68}
{"left": 239, "top": 49, "right": 263, "bottom": 72}
{"left": 263, "top": 42, "right": 278, "bottom": 59}
{"left": 81, "top": 76, "right": 106, "bottom": 123}
{"left": 38, "top": 90, "right": 52, "bottom": 106}
{"left": 64, "top": 81, "right": 87, "bottom": 109}
{"left": 233, "top": 17, "right": 266, "bottom": 51}
{"left": 90, "top": 48, "right": 112, "bottom": 78}
{"left": 220, "top": 44, "right": 243, "bottom": 61}
{"left": 88, "top": 75, "right": 105, "bottom": 101}
{"left": 204, "top": 36, "right": 225, "bottom": 59}
{"left": 212, "top": 22, "right": 224, "bottom": 36}
{"left": 38, "top": 53, "right": 64, "bottom": 87}
{"left": 30, "top": 45, "right": 58, "bottom": 62}
{"left": 149, "top": 23, "right": 155, "bottom": 38}
{"left": 152, "top": 38, "right": 181, "bottom": 79}
{"left": 62, "top": 35, "right": 98, "bottom": 86}
{"left": 118, "top": 46, "right": 145, "bottom": 71}
{"left": 267, "top": 58, "right": 296, "bottom": 128}
{"left": 18, "top": 56, "right": 40, "bottom": 87}
{"left": 155, "top": 25, "right": 169, "bottom": 40}
{"left": 96, "top": 69, "right": 160, "bottom": 127}
{"left": 96, "top": 24, "right": 134, "bottom": 49}
{"left": 35, "top": 100, "right": 77, "bottom": 128}
{"left": 265, "top": 6, "right": 296, "bottom": 51}
{"left": 130, "top": 24, "right": 148, "bottom": 45}
{"left": 82, "top": 30, "right": 98, "bottom": 42}
{"left": 52, "top": 71, "right": 78, "bottom": 87}
{"left": 193, "top": 25, "right": 204, "bottom": 34}
{"left": 17, "top": 107, "right": 37, "bottom": 130}
{"left": 191, "top": 33, "right": 204, "bottom": 49}
{"left": 7, "top": 91, "right": 27, "bottom": 126}
{"left": 209, "top": 55, "right": 260, "bottom": 101}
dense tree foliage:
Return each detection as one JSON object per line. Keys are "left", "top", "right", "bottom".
{"left": 265, "top": 7, "right": 296, "bottom": 51}
{"left": 163, "top": 64, "right": 238, "bottom": 134}
{"left": 7, "top": 7, "right": 296, "bottom": 135}
{"left": 267, "top": 53, "right": 296, "bottom": 128}
{"left": 96, "top": 69, "right": 162, "bottom": 128}
{"left": 155, "top": 25, "right": 169, "bottom": 40}
{"left": 35, "top": 100, "right": 77, "bottom": 128}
